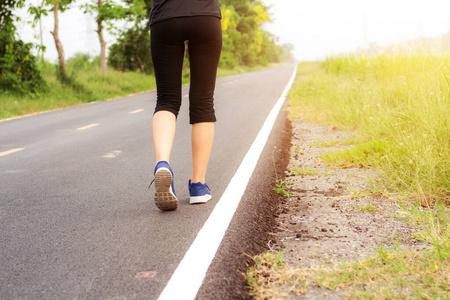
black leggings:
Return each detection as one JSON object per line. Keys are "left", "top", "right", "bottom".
{"left": 151, "top": 16, "right": 222, "bottom": 124}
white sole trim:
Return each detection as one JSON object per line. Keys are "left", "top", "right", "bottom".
{"left": 189, "top": 194, "right": 212, "bottom": 204}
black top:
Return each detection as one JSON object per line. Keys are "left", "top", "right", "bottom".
{"left": 150, "top": 0, "right": 221, "bottom": 26}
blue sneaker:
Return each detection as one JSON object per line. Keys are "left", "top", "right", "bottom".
{"left": 153, "top": 161, "right": 178, "bottom": 211}
{"left": 189, "top": 180, "right": 212, "bottom": 204}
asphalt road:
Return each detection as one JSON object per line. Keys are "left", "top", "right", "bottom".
{"left": 0, "top": 63, "right": 296, "bottom": 299}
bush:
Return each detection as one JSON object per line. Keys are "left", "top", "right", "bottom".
{"left": 66, "top": 53, "right": 95, "bottom": 71}
{"left": 0, "top": 33, "right": 47, "bottom": 94}
{"left": 108, "top": 24, "right": 153, "bottom": 74}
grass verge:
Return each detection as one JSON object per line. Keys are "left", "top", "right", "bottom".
{"left": 288, "top": 54, "right": 450, "bottom": 204}
{"left": 0, "top": 62, "right": 273, "bottom": 120}
{"left": 0, "top": 64, "right": 156, "bottom": 120}
{"left": 246, "top": 243, "right": 449, "bottom": 299}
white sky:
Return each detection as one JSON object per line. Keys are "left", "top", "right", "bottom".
{"left": 16, "top": 0, "right": 450, "bottom": 62}
{"left": 16, "top": 0, "right": 118, "bottom": 63}
{"left": 263, "top": 0, "right": 450, "bottom": 61}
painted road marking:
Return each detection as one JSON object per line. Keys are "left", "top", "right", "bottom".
{"left": 103, "top": 150, "right": 122, "bottom": 158}
{"left": 129, "top": 109, "right": 144, "bottom": 114}
{"left": 158, "top": 65, "right": 298, "bottom": 300}
{"left": 76, "top": 123, "right": 99, "bottom": 131}
{"left": 0, "top": 148, "right": 25, "bottom": 157}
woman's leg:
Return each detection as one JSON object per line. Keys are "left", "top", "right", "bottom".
{"left": 191, "top": 122, "right": 214, "bottom": 184}
{"left": 150, "top": 18, "right": 186, "bottom": 210}
{"left": 151, "top": 19, "right": 185, "bottom": 164}
{"left": 153, "top": 111, "right": 176, "bottom": 163}
{"left": 187, "top": 17, "right": 222, "bottom": 184}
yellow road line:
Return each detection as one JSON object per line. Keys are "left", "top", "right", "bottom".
{"left": 76, "top": 123, "right": 99, "bottom": 131}
{"left": 0, "top": 148, "right": 25, "bottom": 157}
{"left": 129, "top": 109, "right": 144, "bottom": 114}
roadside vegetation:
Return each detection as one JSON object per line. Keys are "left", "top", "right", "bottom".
{"left": 247, "top": 52, "right": 450, "bottom": 298}
{"left": 1, "top": 0, "right": 292, "bottom": 120}
{"left": 290, "top": 54, "right": 450, "bottom": 204}
{"left": 0, "top": 55, "right": 272, "bottom": 120}
{"left": 0, "top": 56, "right": 156, "bottom": 120}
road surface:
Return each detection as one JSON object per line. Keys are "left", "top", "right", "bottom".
{"left": 0, "top": 63, "right": 296, "bottom": 299}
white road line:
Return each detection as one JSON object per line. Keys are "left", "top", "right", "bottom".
{"left": 76, "top": 123, "right": 99, "bottom": 131}
{"left": 157, "top": 65, "right": 298, "bottom": 300}
{"left": 103, "top": 150, "right": 122, "bottom": 158}
{"left": 129, "top": 109, "right": 144, "bottom": 114}
{"left": 0, "top": 148, "right": 25, "bottom": 157}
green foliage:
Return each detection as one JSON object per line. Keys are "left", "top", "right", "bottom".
{"left": 41, "top": 0, "right": 73, "bottom": 12}
{"left": 0, "top": 61, "right": 156, "bottom": 120}
{"left": 0, "top": 0, "right": 24, "bottom": 34}
{"left": 82, "top": 0, "right": 146, "bottom": 31}
{"left": 108, "top": 25, "right": 153, "bottom": 74}
{"left": 66, "top": 53, "right": 96, "bottom": 72}
{"left": 0, "top": 0, "right": 46, "bottom": 94}
{"left": 106, "top": 0, "right": 281, "bottom": 71}
{"left": 220, "top": 1, "right": 282, "bottom": 68}
{"left": 0, "top": 38, "right": 47, "bottom": 94}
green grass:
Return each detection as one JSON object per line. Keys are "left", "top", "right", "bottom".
{"left": 246, "top": 52, "right": 450, "bottom": 299}
{"left": 0, "top": 62, "right": 272, "bottom": 120}
{"left": 315, "top": 244, "right": 450, "bottom": 299}
{"left": 291, "top": 167, "right": 321, "bottom": 176}
{"left": 288, "top": 53, "right": 450, "bottom": 204}
{"left": 396, "top": 202, "right": 450, "bottom": 260}
{"left": 290, "top": 157, "right": 333, "bottom": 176}
{"left": 309, "top": 138, "right": 356, "bottom": 148}
{"left": 273, "top": 178, "right": 292, "bottom": 197}
{"left": 0, "top": 64, "right": 156, "bottom": 120}
{"left": 272, "top": 146, "right": 292, "bottom": 197}
{"left": 246, "top": 241, "right": 450, "bottom": 299}
{"left": 351, "top": 204, "right": 379, "bottom": 212}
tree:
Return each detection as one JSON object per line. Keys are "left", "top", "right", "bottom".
{"left": 0, "top": 0, "right": 24, "bottom": 35}
{"left": 49, "top": 1, "right": 73, "bottom": 82}
{"left": 28, "top": 0, "right": 73, "bottom": 82}
{"left": 82, "top": 0, "right": 146, "bottom": 76}
{"left": 220, "top": 1, "right": 281, "bottom": 67}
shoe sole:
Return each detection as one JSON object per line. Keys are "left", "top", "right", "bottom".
{"left": 190, "top": 194, "right": 212, "bottom": 204}
{"left": 154, "top": 168, "right": 178, "bottom": 211}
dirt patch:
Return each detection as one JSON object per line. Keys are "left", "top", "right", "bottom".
{"left": 271, "top": 121, "right": 425, "bottom": 299}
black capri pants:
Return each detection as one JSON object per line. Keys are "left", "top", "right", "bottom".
{"left": 151, "top": 16, "right": 222, "bottom": 124}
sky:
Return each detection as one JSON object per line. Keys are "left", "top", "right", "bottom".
{"left": 263, "top": 0, "right": 450, "bottom": 61}
{"left": 16, "top": 0, "right": 450, "bottom": 62}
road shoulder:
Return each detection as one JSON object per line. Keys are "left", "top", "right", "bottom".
{"left": 197, "top": 105, "right": 292, "bottom": 299}
{"left": 269, "top": 120, "right": 426, "bottom": 298}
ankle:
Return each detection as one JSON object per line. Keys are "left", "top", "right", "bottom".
{"left": 190, "top": 177, "right": 205, "bottom": 184}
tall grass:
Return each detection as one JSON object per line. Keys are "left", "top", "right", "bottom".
{"left": 0, "top": 57, "right": 272, "bottom": 120}
{"left": 0, "top": 61, "right": 156, "bottom": 120}
{"left": 288, "top": 53, "right": 450, "bottom": 204}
